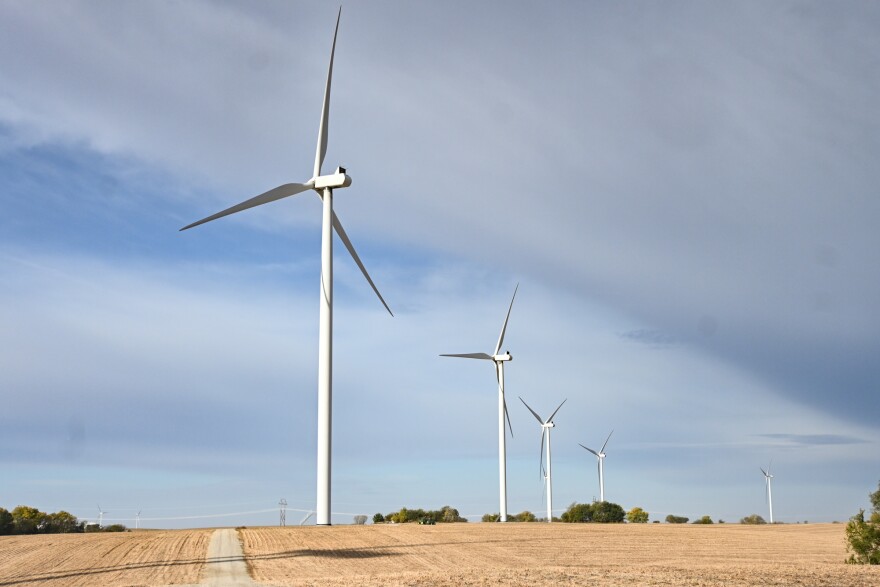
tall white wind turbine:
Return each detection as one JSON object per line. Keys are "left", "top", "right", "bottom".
{"left": 180, "top": 8, "right": 392, "bottom": 526}
{"left": 97, "top": 505, "right": 104, "bottom": 527}
{"left": 579, "top": 430, "right": 613, "bottom": 502}
{"left": 761, "top": 462, "right": 774, "bottom": 524}
{"left": 520, "top": 397, "right": 567, "bottom": 523}
{"left": 441, "top": 285, "right": 518, "bottom": 522}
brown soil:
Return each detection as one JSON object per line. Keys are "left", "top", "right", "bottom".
{"left": 0, "top": 529, "right": 210, "bottom": 587}
{"left": 239, "top": 523, "right": 880, "bottom": 586}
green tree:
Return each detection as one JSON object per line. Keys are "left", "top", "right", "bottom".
{"left": 372, "top": 513, "right": 385, "bottom": 524}
{"left": 591, "top": 502, "right": 625, "bottom": 523}
{"left": 665, "top": 514, "right": 689, "bottom": 524}
{"left": 12, "top": 506, "right": 45, "bottom": 534}
{"left": 439, "top": 506, "right": 466, "bottom": 523}
{"left": 515, "top": 511, "right": 537, "bottom": 522}
{"left": 44, "top": 511, "right": 82, "bottom": 533}
{"left": 561, "top": 502, "right": 592, "bottom": 523}
{"left": 740, "top": 514, "right": 767, "bottom": 525}
{"left": 626, "top": 507, "right": 649, "bottom": 523}
{"left": 845, "top": 481, "right": 880, "bottom": 564}
{"left": 0, "top": 508, "right": 13, "bottom": 535}
{"left": 692, "top": 515, "right": 714, "bottom": 524}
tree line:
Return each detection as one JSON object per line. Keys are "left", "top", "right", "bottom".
{"left": 0, "top": 505, "right": 127, "bottom": 534}
{"left": 373, "top": 505, "right": 468, "bottom": 524}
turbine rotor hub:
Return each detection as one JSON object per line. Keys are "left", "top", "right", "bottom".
{"left": 493, "top": 353, "right": 512, "bottom": 362}
{"left": 313, "top": 166, "right": 352, "bottom": 189}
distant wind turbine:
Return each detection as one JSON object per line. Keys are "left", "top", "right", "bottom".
{"left": 97, "top": 505, "right": 105, "bottom": 527}
{"left": 180, "top": 8, "right": 391, "bottom": 526}
{"left": 441, "top": 285, "right": 518, "bottom": 522}
{"left": 520, "top": 396, "right": 566, "bottom": 523}
{"left": 761, "top": 461, "right": 774, "bottom": 524}
{"left": 135, "top": 510, "right": 141, "bottom": 529}
{"left": 579, "top": 430, "right": 613, "bottom": 502}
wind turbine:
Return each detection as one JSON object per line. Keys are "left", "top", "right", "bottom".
{"left": 520, "top": 397, "right": 566, "bottom": 523}
{"left": 180, "top": 8, "right": 392, "bottom": 526}
{"left": 761, "top": 461, "right": 774, "bottom": 524}
{"left": 135, "top": 510, "right": 141, "bottom": 530}
{"left": 579, "top": 430, "right": 613, "bottom": 502}
{"left": 97, "top": 505, "right": 105, "bottom": 527}
{"left": 440, "top": 285, "right": 518, "bottom": 522}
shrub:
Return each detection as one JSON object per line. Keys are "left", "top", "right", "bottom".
{"left": 845, "top": 481, "right": 880, "bottom": 565}
{"left": 561, "top": 502, "right": 625, "bottom": 523}
{"left": 372, "top": 513, "right": 385, "bottom": 524}
{"left": 103, "top": 524, "right": 127, "bottom": 532}
{"left": 482, "top": 513, "right": 500, "bottom": 522}
{"left": 561, "top": 503, "right": 593, "bottom": 523}
{"left": 592, "top": 502, "right": 626, "bottom": 523}
{"left": 740, "top": 514, "right": 767, "bottom": 525}
{"left": 514, "top": 511, "right": 537, "bottom": 522}
{"left": 693, "top": 516, "right": 714, "bottom": 524}
{"left": 626, "top": 507, "right": 649, "bottom": 523}
{"left": 353, "top": 515, "right": 367, "bottom": 525}
{"left": 0, "top": 509, "right": 13, "bottom": 535}
{"left": 665, "top": 515, "right": 689, "bottom": 524}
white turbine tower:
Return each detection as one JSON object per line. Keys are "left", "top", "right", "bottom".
{"left": 761, "top": 462, "right": 774, "bottom": 524}
{"left": 180, "top": 9, "right": 392, "bottom": 526}
{"left": 135, "top": 510, "right": 141, "bottom": 530}
{"left": 579, "top": 430, "right": 613, "bottom": 502}
{"left": 441, "top": 285, "right": 518, "bottom": 522}
{"left": 97, "top": 505, "right": 105, "bottom": 527}
{"left": 520, "top": 397, "right": 567, "bottom": 523}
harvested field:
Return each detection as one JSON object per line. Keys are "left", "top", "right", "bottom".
{"left": 0, "top": 529, "right": 210, "bottom": 587}
{"left": 239, "top": 523, "right": 880, "bottom": 586}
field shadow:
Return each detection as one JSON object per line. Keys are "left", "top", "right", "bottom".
{"left": 246, "top": 547, "right": 399, "bottom": 561}
{"left": 242, "top": 535, "right": 536, "bottom": 563}
{"left": 0, "top": 556, "right": 204, "bottom": 586}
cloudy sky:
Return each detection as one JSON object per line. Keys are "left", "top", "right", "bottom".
{"left": 2, "top": 0, "right": 878, "bottom": 527}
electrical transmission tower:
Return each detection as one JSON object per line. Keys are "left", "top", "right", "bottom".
{"left": 279, "top": 499, "right": 287, "bottom": 527}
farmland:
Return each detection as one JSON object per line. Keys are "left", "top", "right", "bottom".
{"left": 241, "top": 523, "right": 878, "bottom": 586}
{"left": 0, "top": 529, "right": 209, "bottom": 586}
{"left": 1, "top": 523, "right": 878, "bottom": 586}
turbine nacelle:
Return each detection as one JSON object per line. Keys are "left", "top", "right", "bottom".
{"left": 313, "top": 166, "right": 352, "bottom": 190}
{"left": 493, "top": 352, "right": 512, "bottom": 362}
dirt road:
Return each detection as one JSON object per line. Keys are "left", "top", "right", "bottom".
{"left": 201, "top": 528, "right": 259, "bottom": 586}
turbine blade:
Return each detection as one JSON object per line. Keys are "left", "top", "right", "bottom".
{"left": 314, "top": 7, "right": 341, "bottom": 179}
{"left": 493, "top": 283, "right": 519, "bottom": 355}
{"left": 760, "top": 467, "right": 767, "bottom": 477}
{"left": 540, "top": 428, "right": 546, "bottom": 482}
{"left": 600, "top": 429, "right": 614, "bottom": 454}
{"left": 503, "top": 396, "right": 514, "bottom": 438}
{"left": 519, "top": 396, "right": 544, "bottom": 425}
{"left": 180, "top": 182, "right": 312, "bottom": 231}
{"left": 767, "top": 459, "right": 772, "bottom": 476}
{"left": 331, "top": 211, "right": 393, "bottom": 315}
{"left": 546, "top": 398, "right": 567, "bottom": 424}
{"left": 496, "top": 363, "right": 513, "bottom": 437}
{"left": 579, "top": 443, "right": 600, "bottom": 458}
{"left": 439, "top": 353, "right": 493, "bottom": 360}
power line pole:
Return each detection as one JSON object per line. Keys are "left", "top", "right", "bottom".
{"left": 279, "top": 499, "right": 287, "bottom": 527}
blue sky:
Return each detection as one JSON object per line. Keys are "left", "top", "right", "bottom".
{"left": 1, "top": 0, "right": 878, "bottom": 527}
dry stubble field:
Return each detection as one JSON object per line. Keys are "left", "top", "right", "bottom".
{"left": 0, "top": 529, "right": 209, "bottom": 587}
{"left": 1, "top": 524, "right": 879, "bottom": 586}
{"left": 240, "top": 523, "right": 879, "bottom": 586}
